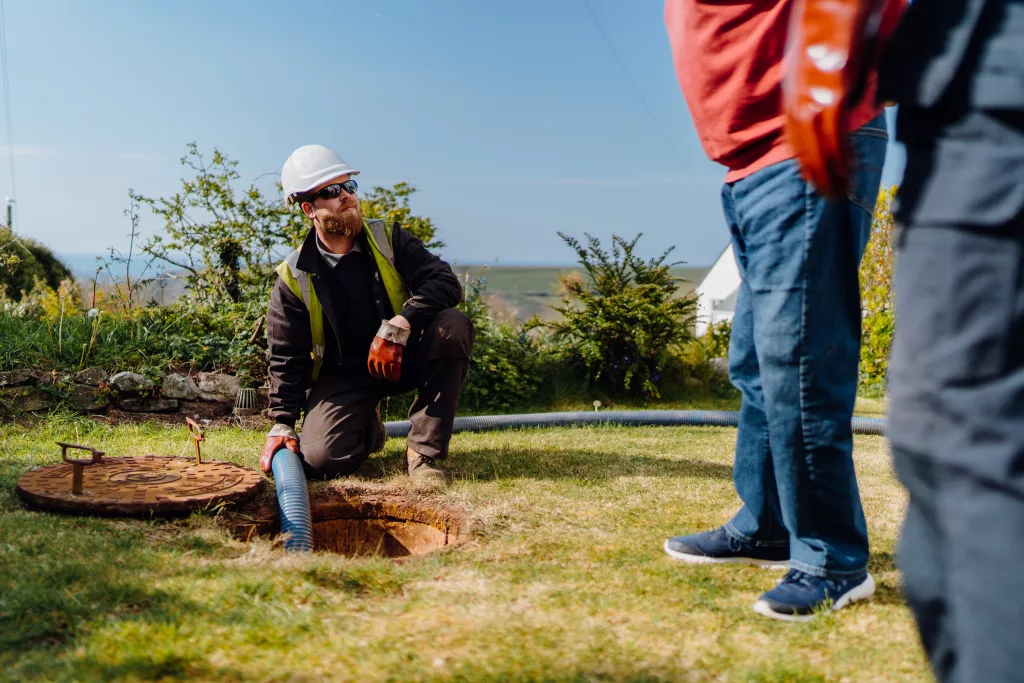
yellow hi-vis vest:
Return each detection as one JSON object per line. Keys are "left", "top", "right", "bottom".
{"left": 275, "top": 218, "right": 411, "bottom": 381}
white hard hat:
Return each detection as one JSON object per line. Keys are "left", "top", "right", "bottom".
{"left": 281, "top": 144, "right": 360, "bottom": 204}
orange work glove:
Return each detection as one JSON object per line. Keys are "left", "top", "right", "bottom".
{"left": 261, "top": 423, "right": 299, "bottom": 474}
{"left": 782, "top": 0, "right": 904, "bottom": 199}
{"left": 367, "top": 319, "right": 410, "bottom": 383}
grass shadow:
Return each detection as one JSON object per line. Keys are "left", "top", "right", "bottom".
{"left": 361, "top": 446, "right": 735, "bottom": 483}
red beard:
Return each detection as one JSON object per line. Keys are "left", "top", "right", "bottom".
{"left": 317, "top": 204, "right": 363, "bottom": 237}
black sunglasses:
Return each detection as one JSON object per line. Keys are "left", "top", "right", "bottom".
{"left": 311, "top": 179, "right": 358, "bottom": 201}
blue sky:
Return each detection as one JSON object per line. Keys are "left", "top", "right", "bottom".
{"left": 1, "top": 0, "right": 904, "bottom": 271}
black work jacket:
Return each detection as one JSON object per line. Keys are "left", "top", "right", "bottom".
{"left": 265, "top": 223, "right": 462, "bottom": 426}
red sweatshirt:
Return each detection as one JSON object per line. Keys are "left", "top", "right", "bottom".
{"left": 664, "top": 0, "right": 894, "bottom": 183}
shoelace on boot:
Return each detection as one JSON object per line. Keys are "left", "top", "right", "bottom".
{"left": 777, "top": 569, "right": 848, "bottom": 596}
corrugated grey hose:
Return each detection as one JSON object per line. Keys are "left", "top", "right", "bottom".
{"left": 384, "top": 410, "right": 888, "bottom": 438}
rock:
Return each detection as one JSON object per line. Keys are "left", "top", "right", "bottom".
{"left": 35, "top": 371, "right": 73, "bottom": 387}
{"left": 75, "top": 366, "right": 109, "bottom": 386}
{"left": 68, "top": 384, "right": 109, "bottom": 413}
{"left": 0, "top": 387, "right": 56, "bottom": 415}
{"left": 109, "top": 371, "right": 152, "bottom": 395}
{"left": 178, "top": 400, "right": 233, "bottom": 419}
{"left": 197, "top": 372, "right": 240, "bottom": 402}
{"left": 708, "top": 357, "right": 729, "bottom": 376}
{"left": 162, "top": 373, "right": 201, "bottom": 401}
{"left": 116, "top": 397, "right": 179, "bottom": 413}
{"left": 0, "top": 369, "right": 34, "bottom": 387}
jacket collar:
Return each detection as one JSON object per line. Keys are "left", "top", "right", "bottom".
{"left": 295, "top": 226, "right": 369, "bottom": 274}
{"left": 295, "top": 227, "right": 323, "bottom": 275}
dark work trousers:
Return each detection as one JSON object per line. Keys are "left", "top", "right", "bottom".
{"left": 297, "top": 308, "right": 475, "bottom": 479}
{"left": 889, "top": 108, "right": 1024, "bottom": 683}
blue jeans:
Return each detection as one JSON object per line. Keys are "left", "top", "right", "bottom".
{"left": 720, "top": 114, "right": 888, "bottom": 579}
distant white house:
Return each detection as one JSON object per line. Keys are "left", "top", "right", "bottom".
{"left": 694, "top": 244, "right": 740, "bottom": 337}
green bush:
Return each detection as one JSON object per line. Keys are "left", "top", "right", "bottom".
{"left": 133, "top": 144, "right": 305, "bottom": 307}
{"left": 529, "top": 232, "right": 697, "bottom": 398}
{"left": 701, "top": 319, "right": 732, "bottom": 359}
{"left": 0, "top": 227, "right": 74, "bottom": 302}
{"left": 360, "top": 182, "right": 443, "bottom": 251}
{"left": 456, "top": 276, "right": 545, "bottom": 413}
{"left": 379, "top": 276, "right": 546, "bottom": 420}
{"left": 859, "top": 186, "right": 897, "bottom": 394}
{"left": 675, "top": 339, "right": 739, "bottom": 400}
{"left": 0, "top": 300, "right": 266, "bottom": 385}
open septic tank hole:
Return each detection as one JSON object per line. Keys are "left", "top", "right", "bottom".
{"left": 238, "top": 492, "right": 471, "bottom": 558}
{"left": 314, "top": 516, "right": 446, "bottom": 557}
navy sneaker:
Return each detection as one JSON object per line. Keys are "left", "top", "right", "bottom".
{"left": 753, "top": 569, "right": 876, "bottom": 621}
{"left": 663, "top": 527, "right": 789, "bottom": 568}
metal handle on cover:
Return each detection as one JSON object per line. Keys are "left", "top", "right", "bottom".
{"left": 56, "top": 442, "right": 105, "bottom": 495}
{"left": 186, "top": 417, "right": 204, "bottom": 465}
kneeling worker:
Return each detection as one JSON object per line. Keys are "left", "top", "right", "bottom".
{"left": 261, "top": 144, "right": 474, "bottom": 482}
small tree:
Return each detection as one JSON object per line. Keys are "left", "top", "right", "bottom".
{"left": 359, "top": 182, "right": 442, "bottom": 249}
{"left": 0, "top": 226, "right": 74, "bottom": 302}
{"left": 529, "top": 232, "right": 697, "bottom": 398}
{"left": 859, "top": 185, "right": 898, "bottom": 393}
{"left": 96, "top": 195, "right": 155, "bottom": 313}
{"left": 135, "top": 143, "right": 306, "bottom": 306}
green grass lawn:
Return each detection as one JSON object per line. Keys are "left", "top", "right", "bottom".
{"left": 0, "top": 412, "right": 926, "bottom": 682}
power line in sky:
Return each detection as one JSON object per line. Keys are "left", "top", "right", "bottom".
{"left": 0, "top": 0, "right": 16, "bottom": 228}
{"left": 580, "top": 0, "right": 688, "bottom": 168}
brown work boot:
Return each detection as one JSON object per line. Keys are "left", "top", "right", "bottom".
{"left": 407, "top": 448, "right": 445, "bottom": 483}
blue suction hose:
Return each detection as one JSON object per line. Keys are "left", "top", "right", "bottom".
{"left": 271, "top": 447, "right": 313, "bottom": 552}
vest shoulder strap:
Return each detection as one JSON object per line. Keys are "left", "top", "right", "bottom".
{"left": 365, "top": 219, "right": 395, "bottom": 265}
{"left": 281, "top": 249, "right": 311, "bottom": 306}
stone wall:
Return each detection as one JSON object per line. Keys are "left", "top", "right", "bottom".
{"left": 0, "top": 367, "right": 268, "bottom": 419}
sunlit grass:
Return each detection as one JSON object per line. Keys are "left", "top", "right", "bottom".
{"left": 0, "top": 414, "right": 926, "bottom": 682}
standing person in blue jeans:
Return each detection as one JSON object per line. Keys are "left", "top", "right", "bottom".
{"left": 662, "top": 0, "right": 900, "bottom": 620}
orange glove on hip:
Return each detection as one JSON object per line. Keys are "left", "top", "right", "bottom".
{"left": 367, "top": 319, "right": 410, "bottom": 383}
{"left": 782, "top": 0, "right": 904, "bottom": 199}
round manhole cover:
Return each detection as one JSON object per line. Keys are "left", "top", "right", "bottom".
{"left": 17, "top": 455, "right": 263, "bottom": 516}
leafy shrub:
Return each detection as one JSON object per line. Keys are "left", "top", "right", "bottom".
{"left": 360, "top": 182, "right": 443, "bottom": 250}
{"left": 675, "top": 339, "right": 739, "bottom": 400}
{"left": 457, "top": 275, "right": 544, "bottom": 413}
{"left": 859, "top": 186, "right": 897, "bottom": 394}
{"left": 134, "top": 143, "right": 305, "bottom": 307}
{"left": 701, "top": 319, "right": 732, "bottom": 359}
{"left": 529, "top": 232, "right": 697, "bottom": 398}
{"left": 0, "top": 226, "right": 74, "bottom": 302}
{"left": 0, "top": 300, "right": 266, "bottom": 385}
{"left": 378, "top": 276, "right": 545, "bottom": 420}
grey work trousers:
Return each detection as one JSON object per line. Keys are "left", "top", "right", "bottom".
{"left": 890, "top": 107, "right": 1024, "bottom": 683}
{"left": 297, "top": 308, "right": 475, "bottom": 479}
